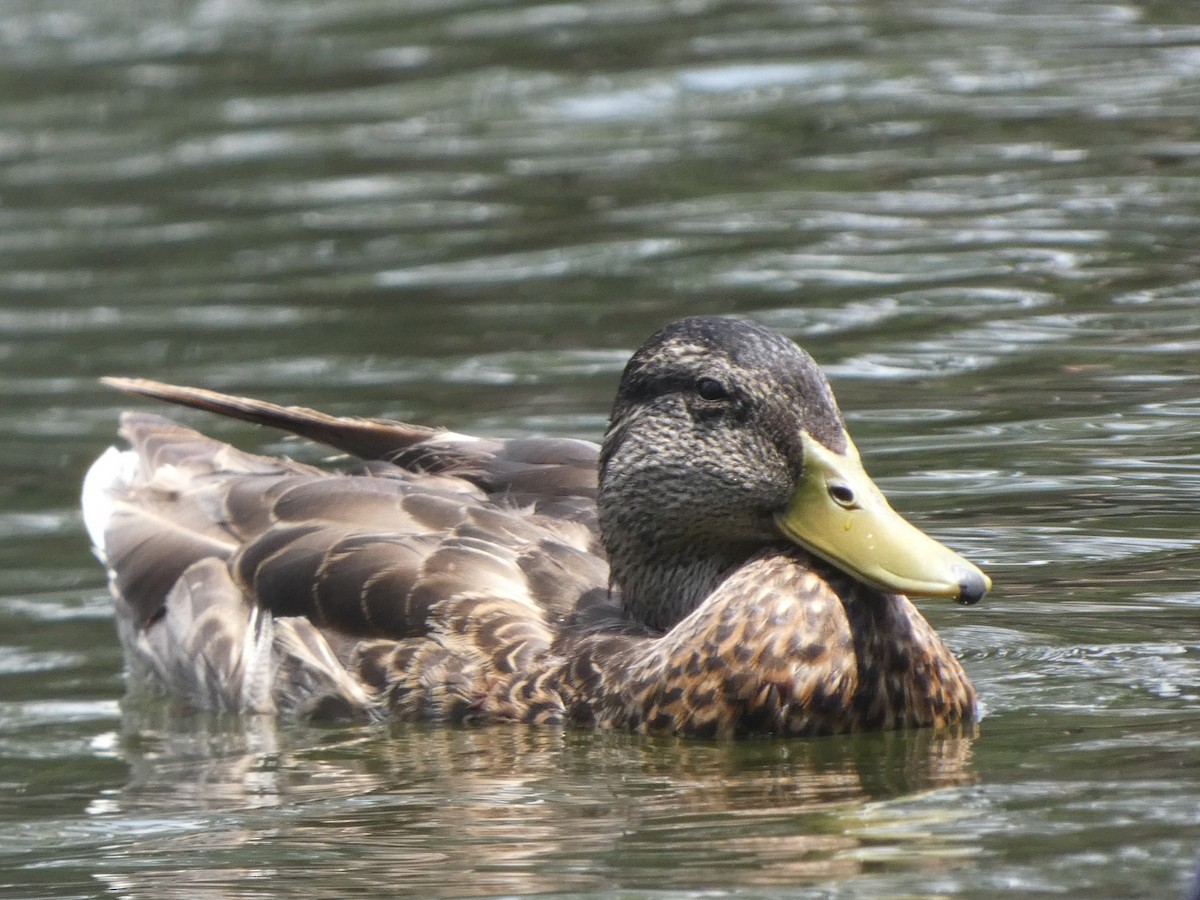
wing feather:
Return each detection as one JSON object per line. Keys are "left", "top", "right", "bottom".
{"left": 88, "top": 387, "right": 612, "bottom": 722}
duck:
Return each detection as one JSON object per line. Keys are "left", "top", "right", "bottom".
{"left": 82, "top": 316, "right": 990, "bottom": 738}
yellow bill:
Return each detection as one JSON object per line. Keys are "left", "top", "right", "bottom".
{"left": 775, "top": 432, "right": 990, "bottom": 604}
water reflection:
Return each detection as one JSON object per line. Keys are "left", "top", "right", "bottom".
{"left": 87, "top": 709, "right": 980, "bottom": 896}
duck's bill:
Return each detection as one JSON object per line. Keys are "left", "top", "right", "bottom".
{"left": 774, "top": 432, "right": 991, "bottom": 605}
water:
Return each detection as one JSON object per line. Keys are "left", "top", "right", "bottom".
{"left": 2, "top": 0, "right": 1200, "bottom": 896}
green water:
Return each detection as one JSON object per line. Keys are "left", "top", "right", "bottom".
{"left": 2, "top": 0, "right": 1200, "bottom": 896}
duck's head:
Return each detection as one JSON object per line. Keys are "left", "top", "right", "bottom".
{"left": 598, "top": 316, "right": 989, "bottom": 628}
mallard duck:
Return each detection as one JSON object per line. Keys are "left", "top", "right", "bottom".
{"left": 82, "top": 316, "right": 989, "bottom": 738}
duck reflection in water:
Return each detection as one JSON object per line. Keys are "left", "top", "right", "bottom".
{"left": 92, "top": 711, "right": 979, "bottom": 896}
{"left": 83, "top": 317, "right": 989, "bottom": 738}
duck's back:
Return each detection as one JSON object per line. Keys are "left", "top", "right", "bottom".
{"left": 83, "top": 398, "right": 609, "bottom": 721}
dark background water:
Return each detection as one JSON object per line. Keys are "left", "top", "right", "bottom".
{"left": 3, "top": 0, "right": 1200, "bottom": 896}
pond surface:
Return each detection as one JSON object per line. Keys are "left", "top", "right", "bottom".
{"left": 3, "top": 0, "right": 1200, "bottom": 896}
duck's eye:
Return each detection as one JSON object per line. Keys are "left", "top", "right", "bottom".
{"left": 828, "top": 483, "right": 857, "bottom": 508}
{"left": 696, "top": 377, "right": 732, "bottom": 402}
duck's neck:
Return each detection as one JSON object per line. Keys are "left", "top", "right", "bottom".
{"left": 607, "top": 534, "right": 760, "bottom": 633}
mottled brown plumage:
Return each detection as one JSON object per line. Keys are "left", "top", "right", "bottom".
{"left": 83, "top": 316, "right": 987, "bottom": 737}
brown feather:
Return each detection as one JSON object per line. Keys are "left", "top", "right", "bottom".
{"left": 540, "top": 552, "right": 975, "bottom": 738}
{"left": 104, "top": 376, "right": 440, "bottom": 462}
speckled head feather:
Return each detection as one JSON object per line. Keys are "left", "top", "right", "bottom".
{"left": 604, "top": 316, "right": 848, "bottom": 468}
{"left": 598, "top": 317, "right": 855, "bottom": 631}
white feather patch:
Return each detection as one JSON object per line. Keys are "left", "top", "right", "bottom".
{"left": 81, "top": 446, "right": 138, "bottom": 562}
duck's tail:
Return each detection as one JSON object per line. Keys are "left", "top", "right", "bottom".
{"left": 101, "top": 376, "right": 440, "bottom": 462}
